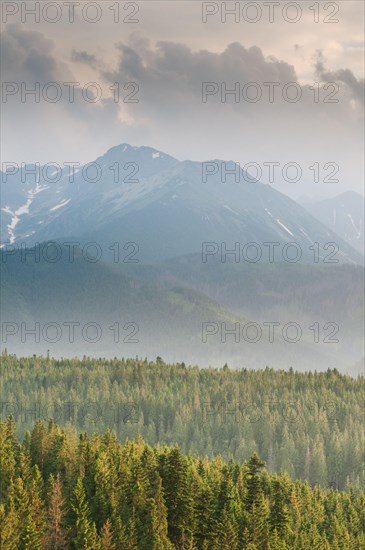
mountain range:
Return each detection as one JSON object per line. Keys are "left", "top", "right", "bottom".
{"left": 1, "top": 144, "right": 363, "bottom": 263}
{"left": 1, "top": 144, "right": 364, "bottom": 372}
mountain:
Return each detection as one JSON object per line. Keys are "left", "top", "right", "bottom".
{"left": 122, "top": 253, "right": 364, "bottom": 325}
{"left": 1, "top": 144, "right": 363, "bottom": 264}
{"left": 122, "top": 254, "right": 365, "bottom": 368}
{"left": 1, "top": 244, "right": 359, "bottom": 371}
{"left": 301, "top": 191, "right": 364, "bottom": 255}
{"left": 0, "top": 243, "right": 244, "bottom": 365}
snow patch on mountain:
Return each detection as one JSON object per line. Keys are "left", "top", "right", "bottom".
{"left": 224, "top": 205, "right": 239, "bottom": 215}
{"left": 2, "top": 181, "right": 49, "bottom": 243}
{"left": 8, "top": 203, "right": 29, "bottom": 241}
{"left": 50, "top": 199, "right": 71, "bottom": 212}
{"left": 347, "top": 213, "right": 362, "bottom": 239}
{"left": 276, "top": 219, "right": 294, "bottom": 237}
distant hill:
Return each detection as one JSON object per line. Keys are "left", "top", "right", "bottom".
{"left": 1, "top": 244, "right": 363, "bottom": 371}
{"left": 122, "top": 253, "right": 364, "bottom": 326}
{"left": 122, "top": 254, "right": 365, "bottom": 372}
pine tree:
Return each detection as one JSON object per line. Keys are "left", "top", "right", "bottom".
{"left": 71, "top": 477, "right": 100, "bottom": 549}
{"left": 30, "top": 421, "right": 48, "bottom": 474}
{"left": 269, "top": 478, "right": 292, "bottom": 542}
{"left": 145, "top": 476, "right": 171, "bottom": 549}
{"left": 161, "top": 446, "right": 194, "bottom": 548}
{"left": 122, "top": 516, "right": 139, "bottom": 549}
{"left": 12, "top": 477, "right": 34, "bottom": 549}
{"left": 0, "top": 417, "right": 17, "bottom": 500}
{"left": 194, "top": 484, "right": 216, "bottom": 548}
{"left": 44, "top": 473, "right": 69, "bottom": 549}
{"left": 111, "top": 515, "right": 126, "bottom": 549}
{"left": 92, "top": 454, "right": 113, "bottom": 529}
{"left": 100, "top": 518, "right": 116, "bottom": 549}
{"left": 216, "top": 507, "right": 238, "bottom": 549}
{"left": 244, "top": 453, "right": 265, "bottom": 511}
{"left": 0, "top": 500, "right": 20, "bottom": 549}
{"left": 249, "top": 493, "right": 269, "bottom": 549}
{"left": 269, "top": 528, "right": 288, "bottom": 549}
{"left": 23, "top": 466, "right": 46, "bottom": 549}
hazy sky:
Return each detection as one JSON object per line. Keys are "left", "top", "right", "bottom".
{"left": 1, "top": 0, "right": 364, "bottom": 198}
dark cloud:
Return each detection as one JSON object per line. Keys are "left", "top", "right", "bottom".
{"left": 2, "top": 28, "right": 363, "bottom": 197}
{"left": 95, "top": 37, "right": 364, "bottom": 198}
{"left": 1, "top": 25, "right": 123, "bottom": 164}
{"left": 71, "top": 49, "right": 98, "bottom": 68}
{"left": 1, "top": 24, "right": 71, "bottom": 82}
{"left": 315, "top": 50, "right": 364, "bottom": 103}
{"left": 103, "top": 39, "right": 298, "bottom": 102}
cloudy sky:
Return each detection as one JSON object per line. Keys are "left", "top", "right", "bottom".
{"left": 1, "top": 0, "right": 364, "bottom": 198}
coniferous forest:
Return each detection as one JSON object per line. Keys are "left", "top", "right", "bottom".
{"left": 1, "top": 354, "right": 364, "bottom": 490}
{"left": 0, "top": 354, "right": 365, "bottom": 548}
{"left": 1, "top": 416, "right": 365, "bottom": 549}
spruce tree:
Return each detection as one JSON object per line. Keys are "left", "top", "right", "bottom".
{"left": 161, "top": 446, "right": 194, "bottom": 547}
{"left": 71, "top": 477, "right": 100, "bottom": 549}
{"left": 244, "top": 453, "right": 265, "bottom": 511}
{"left": 100, "top": 518, "right": 116, "bottom": 549}
{"left": 44, "top": 473, "right": 69, "bottom": 549}
{"left": 269, "top": 478, "right": 292, "bottom": 542}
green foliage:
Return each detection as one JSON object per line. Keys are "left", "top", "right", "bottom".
{"left": 0, "top": 419, "right": 364, "bottom": 549}
{"left": 1, "top": 354, "right": 364, "bottom": 490}
{"left": 71, "top": 477, "right": 100, "bottom": 549}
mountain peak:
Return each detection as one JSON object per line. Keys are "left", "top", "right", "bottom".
{"left": 103, "top": 143, "right": 176, "bottom": 162}
{"left": 1, "top": 144, "right": 363, "bottom": 264}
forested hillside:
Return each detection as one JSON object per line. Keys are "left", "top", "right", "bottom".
{"left": 1, "top": 354, "right": 364, "bottom": 491}
{"left": 0, "top": 418, "right": 364, "bottom": 549}
{"left": 3, "top": 245, "right": 361, "bottom": 370}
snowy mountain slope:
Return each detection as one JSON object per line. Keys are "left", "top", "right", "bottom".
{"left": 1, "top": 144, "right": 363, "bottom": 264}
